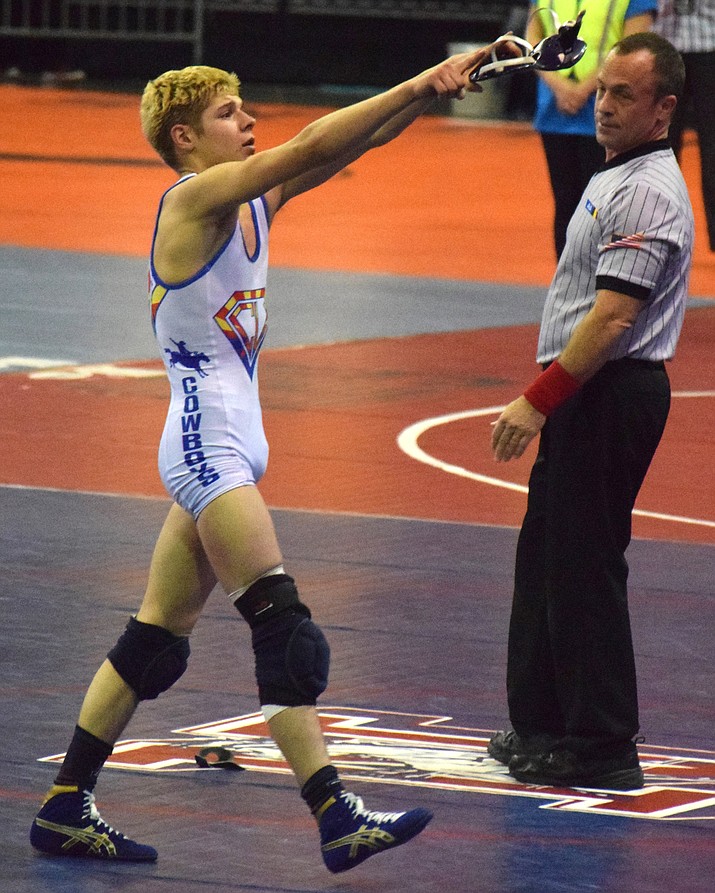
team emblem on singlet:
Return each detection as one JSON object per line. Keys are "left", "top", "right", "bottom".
{"left": 214, "top": 289, "right": 267, "bottom": 379}
{"left": 165, "top": 339, "right": 211, "bottom": 378}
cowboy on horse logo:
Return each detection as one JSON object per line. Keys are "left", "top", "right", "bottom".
{"left": 165, "top": 339, "right": 211, "bottom": 378}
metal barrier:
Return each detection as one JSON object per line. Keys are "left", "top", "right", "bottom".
{"left": 289, "top": 1, "right": 511, "bottom": 22}
{"left": 0, "top": 0, "right": 207, "bottom": 62}
{"left": 0, "top": 0, "right": 517, "bottom": 66}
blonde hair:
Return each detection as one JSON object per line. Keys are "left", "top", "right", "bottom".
{"left": 140, "top": 65, "right": 241, "bottom": 170}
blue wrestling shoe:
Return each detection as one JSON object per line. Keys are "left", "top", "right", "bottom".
{"left": 30, "top": 787, "right": 158, "bottom": 861}
{"left": 317, "top": 791, "right": 432, "bottom": 873}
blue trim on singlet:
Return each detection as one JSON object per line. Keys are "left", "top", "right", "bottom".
{"left": 239, "top": 199, "right": 261, "bottom": 263}
{"left": 149, "top": 176, "right": 265, "bottom": 290}
{"left": 260, "top": 193, "right": 271, "bottom": 225}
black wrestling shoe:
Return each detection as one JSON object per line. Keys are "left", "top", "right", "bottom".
{"left": 509, "top": 747, "right": 644, "bottom": 790}
{"left": 487, "top": 730, "right": 555, "bottom": 766}
{"left": 30, "top": 787, "right": 158, "bottom": 861}
{"left": 318, "top": 791, "right": 432, "bottom": 873}
{"left": 469, "top": 10, "right": 586, "bottom": 82}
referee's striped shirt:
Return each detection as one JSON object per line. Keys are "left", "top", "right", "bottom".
{"left": 537, "top": 141, "right": 694, "bottom": 363}
{"left": 654, "top": 1, "right": 715, "bottom": 53}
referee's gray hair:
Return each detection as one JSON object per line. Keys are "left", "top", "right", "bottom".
{"left": 611, "top": 32, "right": 686, "bottom": 100}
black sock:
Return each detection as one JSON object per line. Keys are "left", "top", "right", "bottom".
{"left": 300, "top": 765, "right": 343, "bottom": 818}
{"left": 53, "top": 725, "right": 113, "bottom": 792}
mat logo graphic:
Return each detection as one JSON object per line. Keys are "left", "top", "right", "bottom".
{"left": 213, "top": 289, "right": 267, "bottom": 379}
{"left": 40, "top": 708, "right": 715, "bottom": 821}
{"left": 165, "top": 339, "right": 210, "bottom": 378}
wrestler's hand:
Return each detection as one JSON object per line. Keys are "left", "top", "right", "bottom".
{"left": 467, "top": 34, "right": 525, "bottom": 85}
{"left": 412, "top": 48, "right": 491, "bottom": 98}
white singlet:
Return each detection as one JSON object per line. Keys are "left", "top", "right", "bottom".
{"left": 149, "top": 177, "right": 271, "bottom": 519}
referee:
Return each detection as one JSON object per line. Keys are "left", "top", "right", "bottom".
{"left": 488, "top": 32, "right": 693, "bottom": 789}
{"left": 654, "top": 0, "right": 715, "bottom": 251}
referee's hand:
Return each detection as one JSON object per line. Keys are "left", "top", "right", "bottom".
{"left": 491, "top": 396, "right": 545, "bottom": 462}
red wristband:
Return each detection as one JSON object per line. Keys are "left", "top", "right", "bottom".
{"left": 523, "top": 360, "right": 580, "bottom": 415}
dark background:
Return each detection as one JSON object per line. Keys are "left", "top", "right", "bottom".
{"left": 1, "top": 1, "right": 532, "bottom": 100}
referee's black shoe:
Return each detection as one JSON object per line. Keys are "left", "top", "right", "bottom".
{"left": 487, "top": 730, "right": 556, "bottom": 766}
{"left": 508, "top": 745, "right": 644, "bottom": 790}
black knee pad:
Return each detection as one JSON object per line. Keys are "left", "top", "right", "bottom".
{"left": 236, "top": 575, "right": 330, "bottom": 706}
{"left": 107, "top": 616, "right": 190, "bottom": 700}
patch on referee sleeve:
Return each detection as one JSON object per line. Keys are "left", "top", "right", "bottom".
{"left": 603, "top": 231, "right": 646, "bottom": 251}
{"left": 585, "top": 198, "right": 598, "bottom": 218}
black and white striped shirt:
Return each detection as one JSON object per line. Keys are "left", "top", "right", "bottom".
{"left": 654, "top": 1, "right": 715, "bottom": 53}
{"left": 537, "top": 141, "right": 694, "bottom": 363}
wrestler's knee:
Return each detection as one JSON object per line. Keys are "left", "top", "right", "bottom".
{"left": 234, "top": 574, "right": 330, "bottom": 706}
{"left": 107, "top": 616, "right": 190, "bottom": 700}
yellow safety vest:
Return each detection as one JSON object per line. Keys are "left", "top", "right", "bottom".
{"left": 536, "top": 0, "right": 632, "bottom": 81}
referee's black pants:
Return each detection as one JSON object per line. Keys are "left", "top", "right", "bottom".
{"left": 506, "top": 359, "right": 670, "bottom": 758}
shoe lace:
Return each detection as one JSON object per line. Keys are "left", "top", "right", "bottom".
{"left": 341, "top": 792, "right": 405, "bottom": 824}
{"left": 81, "top": 791, "right": 124, "bottom": 839}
